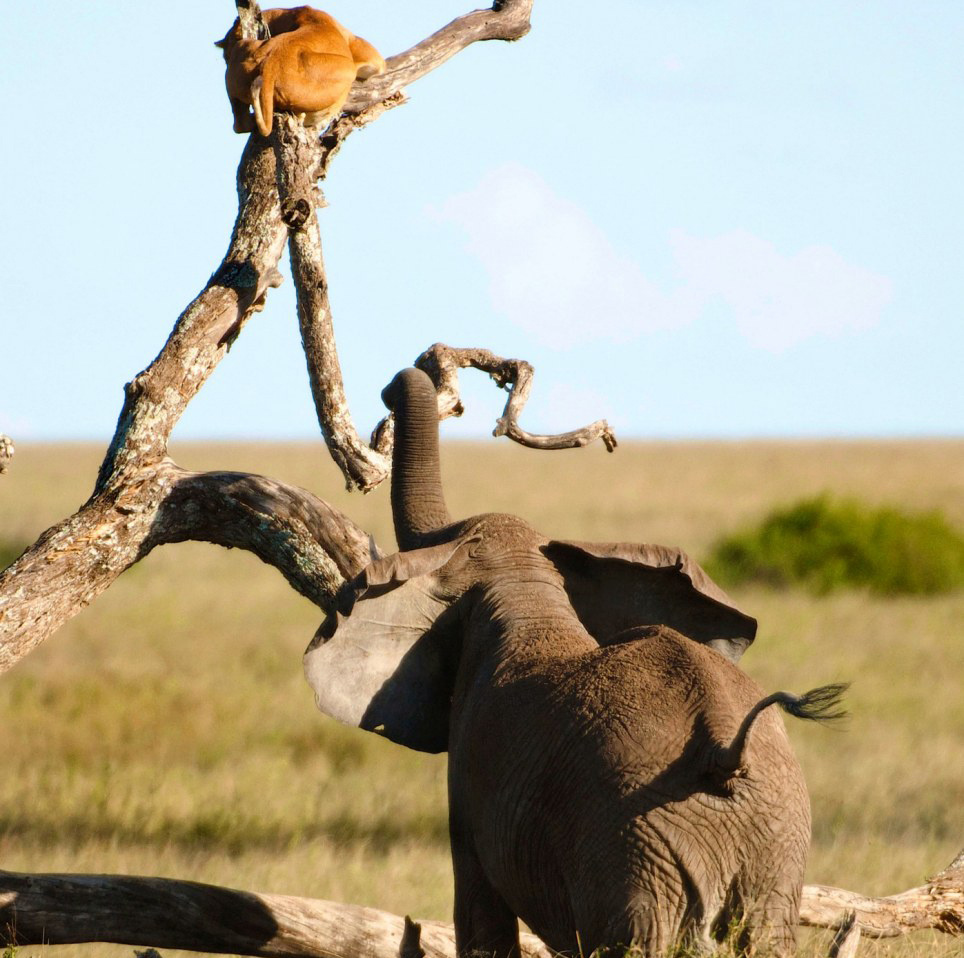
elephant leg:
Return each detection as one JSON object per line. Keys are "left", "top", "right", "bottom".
{"left": 452, "top": 838, "right": 519, "bottom": 958}
{"left": 744, "top": 889, "right": 798, "bottom": 957}
{"left": 715, "top": 877, "right": 798, "bottom": 957}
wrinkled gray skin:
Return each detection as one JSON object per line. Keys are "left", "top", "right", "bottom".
{"left": 305, "top": 368, "right": 835, "bottom": 957}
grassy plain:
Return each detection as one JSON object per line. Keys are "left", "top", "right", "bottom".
{"left": 1, "top": 439, "right": 962, "bottom": 958}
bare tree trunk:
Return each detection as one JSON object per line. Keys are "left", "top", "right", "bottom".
{"left": 2, "top": 853, "right": 961, "bottom": 955}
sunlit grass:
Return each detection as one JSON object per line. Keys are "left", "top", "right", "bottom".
{"left": 1, "top": 440, "right": 961, "bottom": 958}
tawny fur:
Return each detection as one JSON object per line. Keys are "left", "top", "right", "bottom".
{"left": 215, "top": 6, "right": 386, "bottom": 136}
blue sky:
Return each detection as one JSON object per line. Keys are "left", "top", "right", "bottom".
{"left": 2, "top": 1, "right": 961, "bottom": 441}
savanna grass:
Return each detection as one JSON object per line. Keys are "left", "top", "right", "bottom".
{"left": 0, "top": 440, "right": 961, "bottom": 958}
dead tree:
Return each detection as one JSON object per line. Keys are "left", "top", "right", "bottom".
{"left": 0, "top": 0, "right": 615, "bottom": 677}
{"left": 0, "top": 3, "right": 958, "bottom": 957}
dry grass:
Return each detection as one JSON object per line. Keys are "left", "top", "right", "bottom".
{"left": 1, "top": 439, "right": 962, "bottom": 958}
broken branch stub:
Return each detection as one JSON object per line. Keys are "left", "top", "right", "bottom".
{"left": 799, "top": 850, "right": 964, "bottom": 938}
{"left": 235, "top": 1, "right": 271, "bottom": 43}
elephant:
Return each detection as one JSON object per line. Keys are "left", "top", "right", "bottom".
{"left": 304, "top": 367, "right": 846, "bottom": 957}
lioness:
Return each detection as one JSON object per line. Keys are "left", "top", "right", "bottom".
{"left": 216, "top": 6, "right": 386, "bottom": 135}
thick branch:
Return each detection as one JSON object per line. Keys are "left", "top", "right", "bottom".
{"left": 0, "top": 870, "right": 549, "bottom": 958}
{"left": 344, "top": 1, "right": 534, "bottom": 114}
{"left": 1, "top": 853, "right": 960, "bottom": 955}
{"left": 272, "top": 114, "right": 391, "bottom": 492}
{"left": 95, "top": 135, "right": 285, "bottom": 496}
{"left": 266, "top": 1, "right": 535, "bottom": 491}
{"left": 1, "top": 1, "right": 540, "bottom": 664}
{"left": 0, "top": 462, "right": 370, "bottom": 674}
{"left": 152, "top": 466, "right": 373, "bottom": 596}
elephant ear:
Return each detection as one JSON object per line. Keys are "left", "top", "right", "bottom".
{"left": 304, "top": 538, "right": 475, "bottom": 754}
{"left": 543, "top": 540, "right": 757, "bottom": 663}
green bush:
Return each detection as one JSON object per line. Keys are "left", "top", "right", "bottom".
{"left": 705, "top": 496, "right": 964, "bottom": 595}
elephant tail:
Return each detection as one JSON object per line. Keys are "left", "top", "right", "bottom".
{"left": 713, "top": 682, "right": 849, "bottom": 782}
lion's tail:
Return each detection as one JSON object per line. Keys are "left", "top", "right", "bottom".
{"left": 251, "top": 61, "right": 277, "bottom": 137}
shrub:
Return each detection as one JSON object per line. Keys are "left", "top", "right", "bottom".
{"left": 705, "top": 496, "right": 964, "bottom": 596}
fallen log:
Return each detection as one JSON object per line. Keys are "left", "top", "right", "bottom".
{"left": 0, "top": 870, "right": 549, "bottom": 958}
{"left": 1, "top": 851, "right": 960, "bottom": 956}
{"left": 799, "top": 848, "right": 964, "bottom": 938}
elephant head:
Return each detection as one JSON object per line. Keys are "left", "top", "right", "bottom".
{"left": 305, "top": 367, "right": 757, "bottom": 754}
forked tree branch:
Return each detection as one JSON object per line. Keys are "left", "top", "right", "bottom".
{"left": 266, "top": 1, "right": 572, "bottom": 492}
{"left": 0, "top": 0, "right": 562, "bottom": 672}
{"left": 1, "top": 852, "right": 960, "bottom": 955}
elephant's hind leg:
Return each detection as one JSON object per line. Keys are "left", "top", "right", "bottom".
{"left": 452, "top": 840, "right": 520, "bottom": 958}
{"left": 713, "top": 878, "right": 798, "bottom": 957}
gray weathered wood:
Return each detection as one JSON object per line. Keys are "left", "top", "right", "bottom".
{"left": 828, "top": 913, "right": 861, "bottom": 958}
{"left": 0, "top": 462, "right": 372, "bottom": 674}
{"left": 265, "top": 1, "right": 542, "bottom": 492}
{"left": 414, "top": 343, "right": 617, "bottom": 452}
{"left": 273, "top": 112, "right": 392, "bottom": 492}
{"left": 0, "top": 870, "right": 549, "bottom": 958}
{"left": 799, "top": 849, "right": 964, "bottom": 938}
{"left": 1, "top": 853, "right": 961, "bottom": 955}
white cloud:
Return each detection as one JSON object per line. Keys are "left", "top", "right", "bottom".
{"left": 433, "top": 164, "right": 893, "bottom": 353}
{"left": 432, "top": 164, "right": 701, "bottom": 348}
{"left": 670, "top": 229, "right": 895, "bottom": 351}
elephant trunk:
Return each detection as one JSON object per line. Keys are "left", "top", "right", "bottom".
{"left": 713, "top": 682, "right": 849, "bottom": 780}
{"left": 382, "top": 367, "right": 453, "bottom": 551}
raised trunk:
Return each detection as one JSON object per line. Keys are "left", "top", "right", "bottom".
{"left": 382, "top": 368, "right": 453, "bottom": 550}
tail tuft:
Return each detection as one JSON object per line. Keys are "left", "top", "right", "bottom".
{"left": 776, "top": 682, "right": 850, "bottom": 724}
